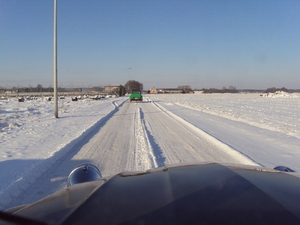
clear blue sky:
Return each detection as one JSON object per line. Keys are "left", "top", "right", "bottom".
{"left": 1, "top": 0, "right": 299, "bottom": 90}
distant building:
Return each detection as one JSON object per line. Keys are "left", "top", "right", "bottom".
{"left": 71, "top": 88, "right": 81, "bottom": 92}
{"left": 150, "top": 88, "right": 184, "bottom": 94}
{"left": 103, "top": 86, "right": 120, "bottom": 93}
{"left": 88, "top": 87, "right": 98, "bottom": 93}
{"left": 4, "top": 89, "right": 16, "bottom": 93}
{"left": 150, "top": 88, "right": 183, "bottom": 94}
{"left": 149, "top": 88, "right": 158, "bottom": 94}
{"left": 149, "top": 88, "right": 194, "bottom": 94}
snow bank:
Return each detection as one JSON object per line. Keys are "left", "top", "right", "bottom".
{"left": 0, "top": 96, "right": 127, "bottom": 209}
{"left": 152, "top": 93, "right": 300, "bottom": 139}
{"left": 261, "top": 91, "right": 299, "bottom": 98}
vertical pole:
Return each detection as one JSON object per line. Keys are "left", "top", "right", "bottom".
{"left": 123, "top": 68, "right": 131, "bottom": 85}
{"left": 53, "top": 0, "right": 58, "bottom": 118}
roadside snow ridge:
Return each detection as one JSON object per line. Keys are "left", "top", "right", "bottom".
{"left": 153, "top": 101, "right": 259, "bottom": 167}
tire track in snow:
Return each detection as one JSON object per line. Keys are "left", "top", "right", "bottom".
{"left": 142, "top": 101, "right": 216, "bottom": 164}
{"left": 147, "top": 100, "right": 259, "bottom": 166}
{"left": 126, "top": 105, "right": 166, "bottom": 171}
{"left": 139, "top": 108, "right": 166, "bottom": 168}
{"left": 131, "top": 107, "right": 158, "bottom": 170}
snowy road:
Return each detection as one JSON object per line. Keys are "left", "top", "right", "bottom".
{"left": 2, "top": 93, "right": 300, "bottom": 211}
{"left": 72, "top": 98, "right": 257, "bottom": 175}
{"left": 2, "top": 97, "right": 261, "bottom": 210}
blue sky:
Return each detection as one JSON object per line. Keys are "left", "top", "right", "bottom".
{"left": 1, "top": 0, "right": 299, "bottom": 90}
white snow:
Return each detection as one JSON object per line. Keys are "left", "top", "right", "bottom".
{"left": 0, "top": 92, "right": 299, "bottom": 210}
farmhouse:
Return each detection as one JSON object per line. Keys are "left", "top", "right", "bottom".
{"left": 149, "top": 88, "right": 184, "bottom": 94}
{"left": 4, "top": 89, "right": 17, "bottom": 94}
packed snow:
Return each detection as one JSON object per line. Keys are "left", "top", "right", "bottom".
{"left": 0, "top": 92, "right": 299, "bottom": 210}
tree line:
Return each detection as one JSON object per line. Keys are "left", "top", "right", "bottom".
{"left": 2, "top": 83, "right": 299, "bottom": 95}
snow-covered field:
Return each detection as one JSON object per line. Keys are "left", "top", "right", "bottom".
{"left": 0, "top": 92, "right": 299, "bottom": 210}
{"left": 156, "top": 91, "right": 300, "bottom": 139}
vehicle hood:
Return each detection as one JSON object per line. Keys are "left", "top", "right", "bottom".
{"left": 7, "top": 162, "right": 300, "bottom": 224}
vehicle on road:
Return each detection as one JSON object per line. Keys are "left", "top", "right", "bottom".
{"left": 130, "top": 90, "right": 143, "bottom": 102}
{"left": 2, "top": 162, "right": 300, "bottom": 225}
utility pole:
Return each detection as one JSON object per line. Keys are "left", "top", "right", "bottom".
{"left": 53, "top": 0, "right": 58, "bottom": 118}
{"left": 122, "top": 68, "right": 131, "bottom": 85}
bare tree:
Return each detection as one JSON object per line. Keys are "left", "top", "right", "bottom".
{"left": 36, "top": 84, "right": 43, "bottom": 92}
{"left": 178, "top": 85, "right": 192, "bottom": 93}
{"left": 229, "top": 85, "right": 236, "bottom": 90}
{"left": 125, "top": 80, "right": 143, "bottom": 93}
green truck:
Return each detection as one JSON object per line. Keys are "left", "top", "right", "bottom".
{"left": 130, "top": 90, "right": 143, "bottom": 102}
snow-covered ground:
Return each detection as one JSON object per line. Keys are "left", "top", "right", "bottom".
{"left": 0, "top": 92, "right": 299, "bottom": 210}
{"left": 155, "top": 91, "right": 300, "bottom": 139}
